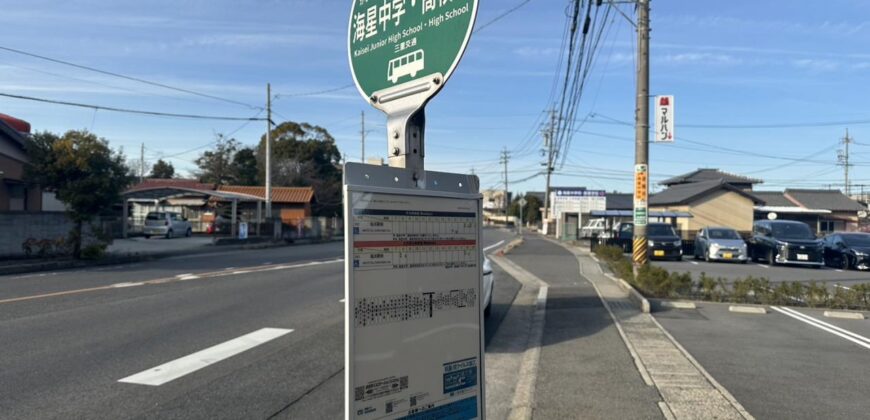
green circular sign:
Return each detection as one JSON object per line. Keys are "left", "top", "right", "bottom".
{"left": 348, "top": 0, "right": 478, "bottom": 100}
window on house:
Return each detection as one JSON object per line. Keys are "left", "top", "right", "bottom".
{"left": 819, "top": 220, "right": 836, "bottom": 233}
{"left": 7, "top": 183, "right": 26, "bottom": 211}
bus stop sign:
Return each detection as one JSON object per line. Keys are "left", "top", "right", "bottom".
{"left": 348, "top": 0, "right": 478, "bottom": 102}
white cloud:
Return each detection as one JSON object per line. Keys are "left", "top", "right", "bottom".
{"left": 513, "top": 46, "right": 561, "bottom": 58}
{"left": 792, "top": 58, "right": 840, "bottom": 72}
{"left": 660, "top": 52, "right": 742, "bottom": 66}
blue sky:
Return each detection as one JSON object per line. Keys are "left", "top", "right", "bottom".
{"left": 3, "top": 0, "right": 870, "bottom": 195}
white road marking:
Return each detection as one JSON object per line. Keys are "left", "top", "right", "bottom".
{"left": 232, "top": 270, "right": 252, "bottom": 275}
{"left": 757, "top": 264, "right": 769, "bottom": 269}
{"left": 690, "top": 261, "right": 699, "bottom": 265}
{"left": 118, "top": 328, "right": 293, "bottom": 386}
{"left": 178, "top": 275, "right": 200, "bottom": 281}
{"left": 772, "top": 306, "right": 870, "bottom": 350}
{"left": 837, "top": 284, "right": 853, "bottom": 290}
{"left": 483, "top": 240, "right": 506, "bottom": 252}
{"left": 112, "top": 282, "right": 144, "bottom": 288}
{"left": 835, "top": 269, "right": 844, "bottom": 273}
{"left": 175, "top": 273, "right": 194, "bottom": 278}
{"left": 339, "top": 298, "right": 346, "bottom": 303}
{"left": 224, "top": 267, "right": 236, "bottom": 271}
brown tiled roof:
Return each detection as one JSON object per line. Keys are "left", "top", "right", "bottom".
{"left": 217, "top": 186, "right": 315, "bottom": 204}
{"left": 127, "top": 178, "right": 216, "bottom": 192}
{"left": 659, "top": 168, "right": 763, "bottom": 186}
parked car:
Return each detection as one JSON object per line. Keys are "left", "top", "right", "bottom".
{"left": 483, "top": 256, "right": 494, "bottom": 317}
{"left": 647, "top": 223, "right": 683, "bottom": 261}
{"left": 612, "top": 222, "right": 634, "bottom": 252}
{"left": 143, "top": 211, "right": 192, "bottom": 239}
{"left": 748, "top": 220, "right": 823, "bottom": 267}
{"left": 580, "top": 218, "right": 606, "bottom": 238}
{"left": 823, "top": 232, "right": 870, "bottom": 271}
{"left": 694, "top": 227, "right": 748, "bottom": 263}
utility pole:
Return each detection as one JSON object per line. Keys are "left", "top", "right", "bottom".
{"left": 542, "top": 109, "right": 557, "bottom": 235}
{"left": 839, "top": 129, "right": 852, "bottom": 196}
{"left": 501, "top": 148, "right": 510, "bottom": 217}
{"left": 140, "top": 143, "right": 145, "bottom": 183}
{"left": 633, "top": 0, "right": 651, "bottom": 271}
{"left": 361, "top": 111, "right": 366, "bottom": 163}
{"left": 265, "top": 83, "right": 273, "bottom": 218}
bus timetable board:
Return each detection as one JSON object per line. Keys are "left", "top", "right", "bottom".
{"left": 344, "top": 163, "right": 483, "bottom": 420}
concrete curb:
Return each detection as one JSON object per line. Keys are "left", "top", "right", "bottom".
{"left": 604, "top": 273, "right": 651, "bottom": 314}
{"left": 729, "top": 305, "right": 768, "bottom": 315}
{"left": 659, "top": 300, "right": 697, "bottom": 310}
{"left": 0, "top": 237, "right": 343, "bottom": 276}
{"left": 823, "top": 310, "right": 866, "bottom": 320}
{"left": 497, "top": 237, "right": 524, "bottom": 256}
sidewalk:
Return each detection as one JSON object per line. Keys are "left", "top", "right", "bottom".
{"left": 487, "top": 235, "right": 662, "bottom": 419}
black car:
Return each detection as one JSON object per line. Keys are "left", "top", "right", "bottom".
{"left": 823, "top": 232, "right": 870, "bottom": 270}
{"left": 647, "top": 223, "right": 682, "bottom": 261}
{"left": 748, "top": 220, "right": 823, "bottom": 267}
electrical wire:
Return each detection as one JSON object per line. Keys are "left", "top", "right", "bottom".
{"left": 0, "top": 92, "right": 267, "bottom": 121}
{"left": 0, "top": 45, "right": 259, "bottom": 110}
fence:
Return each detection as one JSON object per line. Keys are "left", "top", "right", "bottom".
{"left": 0, "top": 212, "right": 105, "bottom": 259}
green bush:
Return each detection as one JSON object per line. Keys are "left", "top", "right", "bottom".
{"left": 80, "top": 243, "right": 107, "bottom": 260}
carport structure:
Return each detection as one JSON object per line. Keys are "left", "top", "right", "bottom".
{"left": 121, "top": 184, "right": 266, "bottom": 239}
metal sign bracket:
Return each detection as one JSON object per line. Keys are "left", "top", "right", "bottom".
{"left": 370, "top": 73, "right": 444, "bottom": 187}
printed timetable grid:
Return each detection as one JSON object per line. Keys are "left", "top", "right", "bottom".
{"left": 352, "top": 209, "right": 477, "bottom": 272}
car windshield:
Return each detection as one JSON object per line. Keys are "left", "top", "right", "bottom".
{"left": 841, "top": 234, "right": 870, "bottom": 247}
{"left": 146, "top": 213, "right": 164, "bottom": 220}
{"left": 771, "top": 223, "right": 814, "bottom": 240}
{"left": 648, "top": 224, "right": 676, "bottom": 236}
{"left": 708, "top": 229, "right": 740, "bottom": 240}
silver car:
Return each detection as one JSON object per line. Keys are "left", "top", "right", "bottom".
{"left": 143, "top": 211, "right": 192, "bottom": 239}
{"left": 694, "top": 227, "right": 749, "bottom": 263}
{"left": 483, "top": 257, "right": 494, "bottom": 317}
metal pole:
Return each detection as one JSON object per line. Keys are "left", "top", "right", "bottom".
{"left": 845, "top": 128, "right": 851, "bottom": 196}
{"left": 140, "top": 143, "right": 145, "bottom": 183}
{"left": 543, "top": 110, "right": 556, "bottom": 235}
{"left": 501, "top": 147, "right": 509, "bottom": 218}
{"left": 518, "top": 197, "right": 523, "bottom": 236}
{"left": 266, "top": 83, "right": 273, "bottom": 218}
{"left": 633, "top": 0, "right": 650, "bottom": 271}
{"left": 231, "top": 199, "right": 238, "bottom": 238}
{"left": 361, "top": 110, "right": 366, "bottom": 163}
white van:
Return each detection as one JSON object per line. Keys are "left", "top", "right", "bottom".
{"left": 580, "top": 218, "right": 606, "bottom": 238}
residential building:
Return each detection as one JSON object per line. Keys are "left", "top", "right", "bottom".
{"left": 650, "top": 179, "right": 763, "bottom": 239}
{"left": 660, "top": 168, "right": 763, "bottom": 191}
{"left": 0, "top": 113, "right": 41, "bottom": 212}
{"left": 754, "top": 189, "right": 867, "bottom": 234}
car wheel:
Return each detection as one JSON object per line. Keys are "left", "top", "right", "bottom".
{"left": 841, "top": 255, "right": 852, "bottom": 270}
{"left": 704, "top": 249, "right": 711, "bottom": 263}
{"left": 144, "top": 235, "right": 150, "bottom": 239}
{"left": 166, "top": 230, "right": 173, "bottom": 239}
{"left": 675, "top": 255, "right": 682, "bottom": 262}
{"left": 186, "top": 228, "right": 192, "bottom": 237}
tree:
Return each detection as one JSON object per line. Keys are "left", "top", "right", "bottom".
{"left": 258, "top": 121, "right": 343, "bottom": 216}
{"left": 194, "top": 135, "right": 238, "bottom": 185}
{"left": 149, "top": 159, "right": 175, "bottom": 179}
{"left": 230, "top": 147, "right": 258, "bottom": 186}
{"left": 26, "top": 130, "right": 132, "bottom": 258}
{"left": 509, "top": 193, "right": 542, "bottom": 225}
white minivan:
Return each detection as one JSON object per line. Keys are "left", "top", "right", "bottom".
{"left": 143, "top": 211, "right": 192, "bottom": 239}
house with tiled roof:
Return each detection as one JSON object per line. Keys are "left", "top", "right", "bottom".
{"left": 754, "top": 189, "right": 867, "bottom": 233}
{"left": 659, "top": 168, "right": 763, "bottom": 191}
{"left": 650, "top": 179, "right": 764, "bottom": 239}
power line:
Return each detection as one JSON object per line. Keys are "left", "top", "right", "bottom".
{"left": 473, "top": 0, "right": 533, "bottom": 34}
{"left": 273, "top": 84, "right": 355, "bottom": 100}
{"left": 0, "top": 45, "right": 259, "bottom": 110}
{"left": 0, "top": 92, "right": 268, "bottom": 121}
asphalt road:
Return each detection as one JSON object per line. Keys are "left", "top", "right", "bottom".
{"left": 655, "top": 302, "right": 870, "bottom": 420}
{"left": 0, "top": 228, "right": 519, "bottom": 419}
{"left": 653, "top": 257, "right": 870, "bottom": 287}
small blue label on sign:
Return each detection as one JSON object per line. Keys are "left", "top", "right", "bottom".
{"left": 398, "top": 396, "right": 477, "bottom": 420}
{"left": 443, "top": 358, "right": 477, "bottom": 394}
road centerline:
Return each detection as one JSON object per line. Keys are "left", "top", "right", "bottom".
{"left": 118, "top": 328, "right": 293, "bottom": 386}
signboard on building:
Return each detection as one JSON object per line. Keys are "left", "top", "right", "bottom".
{"left": 344, "top": 163, "right": 483, "bottom": 420}
{"left": 654, "top": 95, "right": 674, "bottom": 143}
{"left": 634, "top": 165, "right": 648, "bottom": 226}
{"left": 348, "top": 0, "right": 479, "bottom": 102}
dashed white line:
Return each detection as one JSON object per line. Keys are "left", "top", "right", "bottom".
{"left": 690, "top": 261, "right": 699, "bottom": 265}
{"left": 772, "top": 306, "right": 870, "bottom": 350}
{"left": 118, "top": 328, "right": 293, "bottom": 386}
{"left": 111, "top": 282, "right": 144, "bottom": 288}
{"left": 757, "top": 264, "right": 769, "bottom": 269}
{"left": 835, "top": 269, "right": 844, "bottom": 273}
{"left": 483, "top": 240, "right": 506, "bottom": 252}
{"left": 339, "top": 298, "right": 346, "bottom": 303}
{"left": 837, "top": 284, "right": 853, "bottom": 290}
